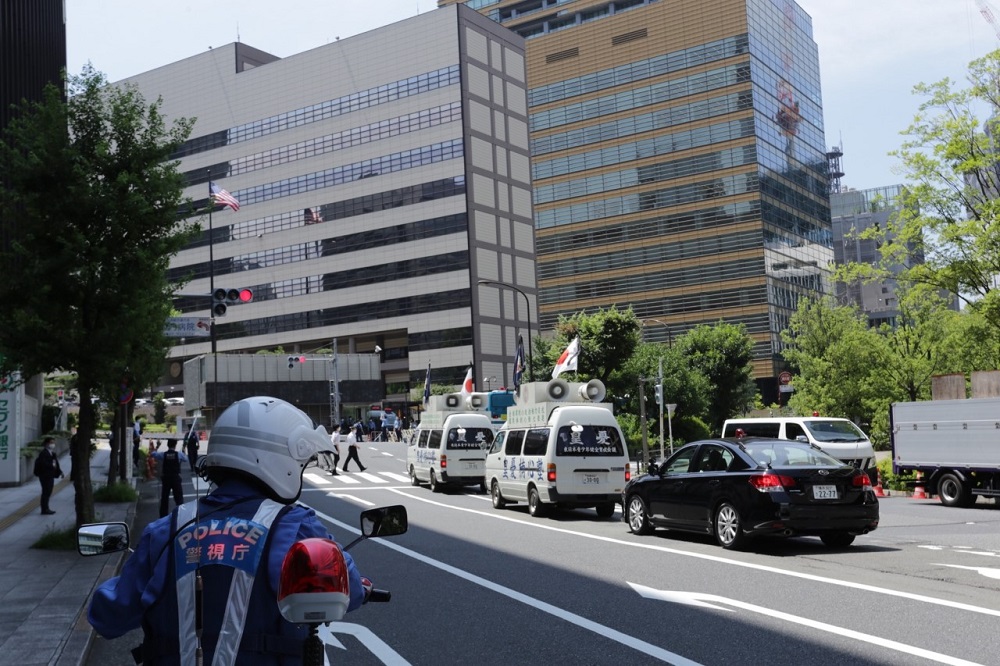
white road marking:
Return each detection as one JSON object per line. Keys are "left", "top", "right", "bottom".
{"left": 387, "top": 489, "right": 1000, "bottom": 619}
{"left": 936, "top": 564, "right": 1000, "bottom": 580}
{"left": 318, "top": 623, "right": 410, "bottom": 665}
{"left": 331, "top": 474, "right": 361, "bottom": 485}
{"left": 380, "top": 472, "right": 411, "bottom": 483}
{"left": 956, "top": 551, "right": 996, "bottom": 557}
{"left": 304, "top": 472, "right": 331, "bottom": 485}
{"left": 315, "top": 509, "right": 701, "bottom": 665}
{"left": 325, "top": 493, "right": 375, "bottom": 506}
{"left": 918, "top": 545, "right": 944, "bottom": 551}
{"left": 353, "top": 472, "right": 388, "bottom": 483}
{"left": 630, "top": 584, "right": 982, "bottom": 666}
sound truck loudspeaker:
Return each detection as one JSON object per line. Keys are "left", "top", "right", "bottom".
{"left": 466, "top": 393, "right": 488, "bottom": 409}
{"left": 444, "top": 394, "right": 462, "bottom": 408}
{"left": 546, "top": 379, "right": 570, "bottom": 401}
{"left": 578, "top": 379, "right": 606, "bottom": 403}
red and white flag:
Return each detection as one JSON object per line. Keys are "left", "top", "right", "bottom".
{"left": 552, "top": 336, "right": 580, "bottom": 379}
{"left": 460, "top": 366, "right": 474, "bottom": 396}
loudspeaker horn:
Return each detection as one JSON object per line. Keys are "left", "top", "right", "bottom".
{"left": 466, "top": 393, "right": 487, "bottom": 409}
{"left": 546, "top": 378, "right": 570, "bottom": 401}
{"left": 444, "top": 393, "right": 462, "bottom": 409}
{"left": 578, "top": 379, "right": 606, "bottom": 403}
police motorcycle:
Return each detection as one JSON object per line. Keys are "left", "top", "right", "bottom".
{"left": 77, "top": 395, "right": 407, "bottom": 666}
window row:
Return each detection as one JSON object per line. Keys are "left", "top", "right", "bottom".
{"left": 536, "top": 200, "right": 760, "bottom": 255}
{"left": 407, "top": 326, "right": 474, "bottom": 353}
{"left": 514, "top": 0, "right": 657, "bottom": 40}
{"left": 173, "top": 65, "right": 461, "bottom": 159}
{"left": 206, "top": 139, "right": 464, "bottom": 209}
{"left": 531, "top": 63, "right": 750, "bottom": 131}
{"left": 530, "top": 34, "right": 748, "bottom": 107}
{"left": 171, "top": 212, "right": 469, "bottom": 288}
{"left": 184, "top": 103, "right": 463, "bottom": 187}
{"left": 210, "top": 289, "right": 472, "bottom": 342}
{"left": 534, "top": 144, "right": 757, "bottom": 205}
{"left": 538, "top": 229, "right": 763, "bottom": 280}
{"left": 536, "top": 172, "right": 758, "bottom": 229}
{"left": 540, "top": 255, "right": 765, "bottom": 305}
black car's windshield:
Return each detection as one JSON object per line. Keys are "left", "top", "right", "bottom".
{"left": 803, "top": 420, "right": 867, "bottom": 443}
{"left": 742, "top": 442, "right": 842, "bottom": 467}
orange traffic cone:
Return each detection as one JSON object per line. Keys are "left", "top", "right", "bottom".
{"left": 912, "top": 471, "right": 927, "bottom": 499}
{"left": 874, "top": 469, "right": 887, "bottom": 498}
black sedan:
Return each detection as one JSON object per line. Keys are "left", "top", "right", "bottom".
{"left": 622, "top": 437, "right": 879, "bottom": 550}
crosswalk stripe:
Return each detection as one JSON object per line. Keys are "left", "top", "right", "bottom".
{"left": 380, "top": 472, "right": 411, "bottom": 483}
{"left": 352, "top": 472, "right": 387, "bottom": 483}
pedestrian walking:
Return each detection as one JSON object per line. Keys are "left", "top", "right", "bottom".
{"left": 342, "top": 430, "right": 366, "bottom": 472}
{"left": 151, "top": 439, "right": 188, "bottom": 517}
{"left": 33, "top": 436, "right": 63, "bottom": 515}
{"left": 185, "top": 429, "right": 200, "bottom": 473}
{"left": 318, "top": 427, "right": 340, "bottom": 475}
{"left": 132, "top": 417, "right": 143, "bottom": 467}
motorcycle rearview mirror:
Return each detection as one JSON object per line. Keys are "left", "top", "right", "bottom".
{"left": 78, "top": 522, "right": 131, "bottom": 556}
{"left": 342, "top": 505, "right": 407, "bottom": 551}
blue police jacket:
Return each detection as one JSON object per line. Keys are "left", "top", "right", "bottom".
{"left": 88, "top": 478, "right": 366, "bottom": 664}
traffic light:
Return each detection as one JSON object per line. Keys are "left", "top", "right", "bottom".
{"left": 287, "top": 355, "right": 306, "bottom": 369}
{"left": 654, "top": 384, "right": 663, "bottom": 406}
{"left": 211, "top": 287, "right": 254, "bottom": 317}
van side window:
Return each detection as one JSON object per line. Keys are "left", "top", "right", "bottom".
{"left": 522, "top": 428, "right": 550, "bottom": 456}
{"left": 416, "top": 431, "right": 428, "bottom": 449}
{"left": 427, "top": 430, "right": 443, "bottom": 450}
{"left": 504, "top": 430, "right": 525, "bottom": 455}
{"left": 785, "top": 423, "right": 807, "bottom": 441}
{"left": 737, "top": 422, "right": 780, "bottom": 438}
{"left": 489, "top": 432, "right": 505, "bottom": 455}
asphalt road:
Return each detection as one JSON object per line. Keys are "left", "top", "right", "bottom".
{"left": 88, "top": 440, "right": 1000, "bottom": 665}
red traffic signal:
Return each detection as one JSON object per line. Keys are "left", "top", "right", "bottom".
{"left": 287, "top": 355, "right": 306, "bottom": 368}
{"left": 237, "top": 288, "right": 253, "bottom": 303}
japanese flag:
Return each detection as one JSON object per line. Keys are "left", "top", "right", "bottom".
{"left": 552, "top": 336, "right": 580, "bottom": 379}
{"left": 460, "top": 366, "right": 474, "bottom": 396}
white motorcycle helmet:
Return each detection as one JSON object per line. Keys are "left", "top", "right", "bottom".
{"left": 200, "top": 396, "right": 328, "bottom": 503}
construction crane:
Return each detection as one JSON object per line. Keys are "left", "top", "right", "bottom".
{"left": 977, "top": 0, "right": 1000, "bottom": 41}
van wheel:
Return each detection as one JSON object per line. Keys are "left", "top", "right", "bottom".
{"left": 409, "top": 465, "right": 420, "bottom": 486}
{"left": 479, "top": 480, "right": 488, "bottom": 494}
{"left": 429, "top": 470, "right": 441, "bottom": 493}
{"left": 596, "top": 502, "right": 616, "bottom": 519}
{"left": 528, "top": 487, "right": 546, "bottom": 517}
{"left": 491, "top": 480, "right": 506, "bottom": 509}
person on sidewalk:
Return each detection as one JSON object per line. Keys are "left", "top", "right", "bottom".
{"left": 87, "top": 396, "right": 373, "bottom": 664}
{"left": 185, "top": 429, "right": 200, "bottom": 473}
{"left": 151, "top": 439, "right": 188, "bottom": 518}
{"left": 33, "top": 436, "right": 63, "bottom": 515}
{"left": 342, "top": 429, "right": 366, "bottom": 472}
{"left": 318, "top": 426, "right": 340, "bottom": 475}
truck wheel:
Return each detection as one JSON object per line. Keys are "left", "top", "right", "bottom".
{"left": 938, "top": 472, "right": 972, "bottom": 507}
{"left": 528, "top": 487, "right": 546, "bottom": 517}
{"left": 491, "top": 480, "right": 506, "bottom": 509}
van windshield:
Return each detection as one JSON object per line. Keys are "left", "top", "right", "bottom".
{"left": 446, "top": 427, "right": 494, "bottom": 450}
{"left": 555, "top": 425, "right": 624, "bottom": 456}
{"left": 804, "top": 420, "right": 867, "bottom": 443}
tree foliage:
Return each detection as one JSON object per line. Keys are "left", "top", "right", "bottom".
{"left": 675, "top": 322, "right": 756, "bottom": 434}
{"left": 0, "top": 66, "right": 195, "bottom": 525}
{"left": 546, "top": 307, "right": 642, "bottom": 383}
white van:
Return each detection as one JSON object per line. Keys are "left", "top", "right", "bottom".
{"left": 486, "top": 379, "right": 630, "bottom": 519}
{"left": 721, "top": 416, "right": 876, "bottom": 473}
{"left": 407, "top": 394, "right": 496, "bottom": 493}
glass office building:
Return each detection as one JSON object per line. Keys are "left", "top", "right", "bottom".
{"left": 442, "top": 0, "right": 833, "bottom": 393}
{"left": 124, "top": 5, "right": 538, "bottom": 419}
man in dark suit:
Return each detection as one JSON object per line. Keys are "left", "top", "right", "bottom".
{"left": 34, "top": 436, "right": 63, "bottom": 515}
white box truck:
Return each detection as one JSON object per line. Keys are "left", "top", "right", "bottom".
{"left": 890, "top": 397, "right": 1000, "bottom": 507}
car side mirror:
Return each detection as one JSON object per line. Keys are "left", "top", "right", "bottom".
{"left": 647, "top": 461, "right": 660, "bottom": 476}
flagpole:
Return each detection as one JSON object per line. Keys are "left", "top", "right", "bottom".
{"left": 208, "top": 180, "right": 218, "bottom": 420}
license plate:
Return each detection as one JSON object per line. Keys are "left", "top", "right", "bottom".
{"left": 812, "top": 485, "right": 838, "bottom": 500}
{"left": 583, "top": 474, "right": 600, "bottom": 485}
{"left": 464, "top": 462, "right": 478, "bottom": 470}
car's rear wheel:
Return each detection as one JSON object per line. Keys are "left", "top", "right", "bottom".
{"left": 429, "top": 470, "right": 441, "bottom": 493}
{"left": 595, "top": 502, "right": 616, "bottom": 519}
{"left": 491, "top": 480, "right": 506, "bottom": 509}
{"left": 938, "top": 472, "right": 972, "bottom": 508}
{"left": 626, "top": 495, "right": 652, "bottom": 535}
{"left": 820, "top": 532, "right": 856, "bottom": 548}
{"left": 528, "top": 486, "right": 545, "bottom": 517}
{"left": 714, "top": 501, "right": 746, "bottom": 550}
{"left": 409, "top": 465, "right": 420, "bottom": 486}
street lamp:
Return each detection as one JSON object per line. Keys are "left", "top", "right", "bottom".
{"left": 477, "top": 280, "right": 533, "bottom": 382}
{"left": 486, "top": 376, "right": 496, "bottom": 391}
{"left": 641, "top": 318, "right": 672, "bottom": 348}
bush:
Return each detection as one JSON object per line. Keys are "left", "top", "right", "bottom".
{"left": 32, "top": 525, "right": 77, "bottom": 551}
{"left": 94, "top": 482, "right": 139, "bottom": 502}
{"left": 876, "top": 457, "right": 914, "bottom": 491}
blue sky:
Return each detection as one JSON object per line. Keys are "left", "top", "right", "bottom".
{"left": 67, "top": 0, "right": 999, "bottom": 192}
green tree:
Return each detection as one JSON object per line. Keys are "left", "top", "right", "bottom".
{"left": 675, "top": 322, "right": 757, "bottom": 434}
{"left": 879, "top": 50, "right": 1000, "bottom": 339}
{"left": 0, "top": 66, "right": 195, "bottom": 526}
{"left": 546, "top": 306, "right": 642, "bottom": 383}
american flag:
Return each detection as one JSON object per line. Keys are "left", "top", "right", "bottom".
{"left": 210, "top": 182, "right": 240, "bottom": 211}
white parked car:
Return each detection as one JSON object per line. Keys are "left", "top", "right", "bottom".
{"left": 134, "top": 398, "right": 150, "bottom": 406}
{"left": 163, "top": 397, "right": 185, "bottom": 406}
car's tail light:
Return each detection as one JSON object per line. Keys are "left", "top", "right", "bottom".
{"left": 547, "top": 463, "right": 556, "bottom": 482}
{"left": 625, "top": 463, "right": 631, "bottom": 482}
{"left": 852, "top": 472, "right": 872, "bottom": 489}
{"left": 440, "top": 454, "right": 447, "bottom": 469}
{"left": 749, "top": 473, "right": 796, "bottom": 492}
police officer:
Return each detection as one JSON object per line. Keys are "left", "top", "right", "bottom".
{"left": 87, "top": 396, "right": 370, "bottom": 665}
{"left": 152, "top": 439, "right": 187, "bottom": 518}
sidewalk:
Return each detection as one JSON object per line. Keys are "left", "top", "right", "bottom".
{"left": 0, "top": 442, "right": 140, "bottom": 666}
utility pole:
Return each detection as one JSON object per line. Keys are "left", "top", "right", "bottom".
{"left": 639, "top": 376, "right": 649, "bottom": 469}
{"left": 657, "top": 357, "right": 664, "bottom": 460}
